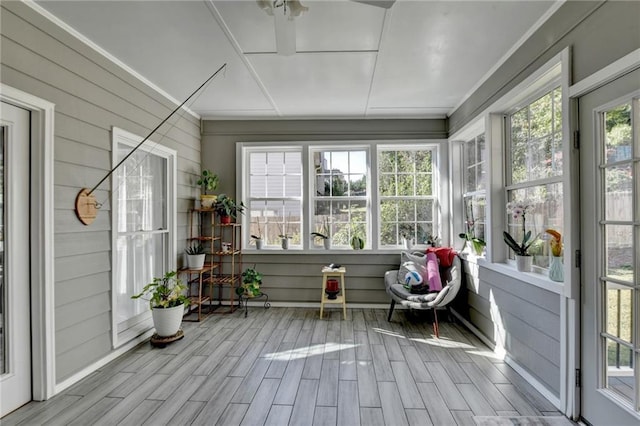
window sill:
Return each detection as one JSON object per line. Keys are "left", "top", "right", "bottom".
{"left": 462, "top": 256, "right": 564, "bottom": 295}
{"left": 243, "top": 248, "right": 413, "bottom": 255}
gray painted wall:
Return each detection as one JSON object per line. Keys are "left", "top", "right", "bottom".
{"left": 454, "top": 259, "right": 561, "bottom": 396}
{"left": 1, "top": 2, "right": 201, "bottom": 381}
{"left": 201, "top": 119, "right": 447, "bottom": 304}
{"left": 449, "top": 0, "right": 640, "bottom": 135}
{"left": 448, "top": 0, "right": 640, "bottom": 401}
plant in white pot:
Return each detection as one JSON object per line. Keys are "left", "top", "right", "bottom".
{"left": 197, "top": 169, "right": 219, "bottom": 209}
{"left": 503, "top": 201, "right": 538, "bottom": 272}
{"left": 311, "top": 216, "right": 330, "bottom": 249}
{"left": 185, "top": 242, "right": 206, "bottom": 269}
{"left": 131, "top": 271, "right": 190, "bottom": 337}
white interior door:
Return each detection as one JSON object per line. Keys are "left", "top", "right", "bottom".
{"left": 0, "top": 102, "right": 31, "bottom": 416}
{"left": 579, "top": 68, "right": 640, "bottom": 425}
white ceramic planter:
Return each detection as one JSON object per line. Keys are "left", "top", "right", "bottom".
{"left": 255, "top": 239, "right": 263, "bottom": 250}
{"left": 323, "top": 238, "right": 330, "bottom": 250}
{"left": 515, "top": 255, "right": 533, "bottom": 272}
{"left": 186, "top": 254, "right": 205, "bottom": 269}
{"left": 152, "top": 304, "right": 184, "bottom": 337}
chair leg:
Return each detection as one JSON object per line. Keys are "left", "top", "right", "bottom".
{"left": 387, "top": 300, "right": 396, "bottom": 322}
{"left": 432, "top": 308, "right": 439, "bottom": 338}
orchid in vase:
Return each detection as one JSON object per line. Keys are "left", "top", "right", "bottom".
{"left": 459, "top": 201, "right": 486, "bottom": 255}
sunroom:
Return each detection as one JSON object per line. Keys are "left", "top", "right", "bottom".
{"left": 1, "top": 1, "right": 639, "bottom": 425}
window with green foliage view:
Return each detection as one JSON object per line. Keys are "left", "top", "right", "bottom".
{"left": 506, "top": 87, "right": 563, "bottom": 267}
{"left": 379, "top": 147, "right": 436, "bottom": 247}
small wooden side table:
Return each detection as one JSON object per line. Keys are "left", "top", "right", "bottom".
{"left": 320, "top": 266, "right": 347, "bottom": 320}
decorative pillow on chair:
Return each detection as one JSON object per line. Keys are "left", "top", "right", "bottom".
{"left": 397, "top": 251, "right": 429, "bottom": 293}
{"left": 425, "top": 252, "right": 443, "bottom": 292}
{"left": 426, "top": 247, "right": 457, "bottom": 268}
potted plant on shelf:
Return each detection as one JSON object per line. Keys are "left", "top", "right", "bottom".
{"left": 185, "top": 242, "right": 206, "bottom": 269}
{"left": 131, "top": 270, "right": 190, "bottom": 337}
{"left": 237, "top": 266, "right": 263, "bottom": 298}
{"left": 197, "top": 169, "right": 219, "bottom": 209}
{"left": 311, "top": 216, "right": 330, "bottom": 249}
{"left": 503, "top": 201, "right": 538, "bottom": 272}
{"left": 214, "top": 194, "right": 245, "bottom": 224}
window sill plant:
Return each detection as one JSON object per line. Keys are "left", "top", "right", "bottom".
{"left": 504, "top": 201, "right": 538, "bottom": 272}
{"left": 131, "top": 270, "right": 190, "bottom": 336}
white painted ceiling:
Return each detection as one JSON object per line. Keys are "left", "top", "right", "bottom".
{"left": 34, "top": 0, "right": 558, "bottom": 120}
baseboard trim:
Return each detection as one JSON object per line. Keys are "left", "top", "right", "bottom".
{"left": 236, "top": 301, "right": 392, "bottom": 310}
{"left": 451, "top": 309, "right": 561, "bottom": 410}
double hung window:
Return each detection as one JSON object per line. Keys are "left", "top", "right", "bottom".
{"left": 378, "top": 147, "right": 437, "bottom": 248}
{"left": 311, "top": 148, "right": 369, "bottom": 249}
{"left": 462, "top": 134, "right": 487, "bottom": 243}
{"left": 112, "top": 127, "right": 176, "bottom": 346}
{"left": 245, "top": 148, "right": 303, "bottom": 248}
{"left": 505, "top": 87, "right": 563, "bottom": 267}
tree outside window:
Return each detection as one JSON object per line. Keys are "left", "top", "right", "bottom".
{"left": 506, "top": 87, "right": 563, "bottom": 267}
{"left": 378, "top": 147, "right": 436, "bottom": 247}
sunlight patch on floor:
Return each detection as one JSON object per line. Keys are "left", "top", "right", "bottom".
{"left": 410, "top": 336, "right": 475, "bottom": 349}
{"left": 372, "top": 327, "right": 406, "bottom": 339}
{"left": 264, "top": 342, "right": 359, "bottom": 361}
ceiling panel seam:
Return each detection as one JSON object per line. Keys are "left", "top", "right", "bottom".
{"left": 203, "top": 0, "right": 281, "bottom": 116}
{"left": 364, "top": 7, "right": 393, "bottom": 118}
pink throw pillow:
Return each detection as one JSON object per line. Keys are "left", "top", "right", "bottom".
{"left": 426, "top": 252, "right": 443, "bottom": 292}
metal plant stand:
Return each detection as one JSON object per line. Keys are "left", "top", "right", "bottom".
{"left": 239, "top": 292, "right": 270, "bottom": 318}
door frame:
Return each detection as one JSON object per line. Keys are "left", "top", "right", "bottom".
{"left": 568, "top": 49, "right": 640, "bottom": 422}
{"left": 0, "top": 84, "right": 55, "bottom": 400}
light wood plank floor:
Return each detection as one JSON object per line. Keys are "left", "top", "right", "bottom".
{"left": 2, "top": 307, "right": 566, "bottom": 425}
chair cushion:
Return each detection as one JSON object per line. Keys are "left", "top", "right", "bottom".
{"left": 389, "top": 284, "right": 439, "bottom": 308}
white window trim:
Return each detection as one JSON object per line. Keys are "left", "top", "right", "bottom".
{"left": 238, "top": 140, "right": 448, "bottom": 252}
{"left": 110, "top": 126, "right": 177, "bottom": 348}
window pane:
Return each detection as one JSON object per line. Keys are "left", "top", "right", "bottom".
{"left": 604, "top": 103, "right": 632, "bottom": 163}
{"left": 530, "top": 92, "right": 553, "bottom": 139}
{"left": 415, "top": 150, "right": 432, "bottom": 173}
{"left": 379, "top": 151, "right": 395, "bottom": 173}
{"left": 416, "top": 174, "right": 432, "bottom": 196}
{"left": 266, "top": 175, "right": 284, "bottom": 196}
{"left": 605, "top": 225, "right": 634, "bottom": 283}
{"left": 416, "top": 199, "right": 434, "bottom": 222}
{"left": 605, "top": 165, "right": 633, "bottom": 221}
{"left": 117, "top": 146, "right": 166, "bottom": 232}
{"left": 115, "top": 233, "right": 166, "bottom": 328}
{"left": 349, "top": 174, "right": 366, "bottom": 196}
{"left": 350, "top": 151, "right": 367, "bottom": 174}
{"left": 398, "top": 175, "right": 414, "bottom": 196}
{"left": 507, "top": 183, "right": 563, "bottom": 266}
{"left": 379, "top": 174, "right": 395, "bottom": 196}
{"left": 465, "top": 139, "right": 476, "bottom": 166}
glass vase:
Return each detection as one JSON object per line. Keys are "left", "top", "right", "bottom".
{"left": 549, "top": 255, "right": 564, "bottom": 282}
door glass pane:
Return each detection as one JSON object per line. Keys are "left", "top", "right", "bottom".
{"left": 604, "top": 103, "right": 632, "bottom": 163}
{"left": 605, "top": 165, "right": 633, "bottom": 221}
{"left": 605, "top": 337, "right": 635, "bottom": 404}
{"left": 605, "top": 225, "right": 634, "bottom": 283}
{"left": 606, "top": 282, "right": 633, "bottom": 344}
{"left": 0, "top": 127, "right": 4, "bottom": 374}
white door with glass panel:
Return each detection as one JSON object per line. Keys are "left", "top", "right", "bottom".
{"left": 579, "top": 68, "right": 639, "bottom": 425}
{"left": 0, "top": 102, "right": 31, "bottom": 416}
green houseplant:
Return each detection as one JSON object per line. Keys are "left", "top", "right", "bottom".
{"left": 197, "top": 169, "right": 219, "bottom": 209}
{"left": 131, "top": 271, "right": 190, "bottom": 336}
{"left": 237, "top": 266, "right": 263, "bottom": 298}
{"left": 214, "top": 194, "right": 246, "bottom": 224}
{"left": 504, "top": 201, "right": 538, "bottom": 272}
{"left": 311, "top": 216, "right": 330, "bottom": 249}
